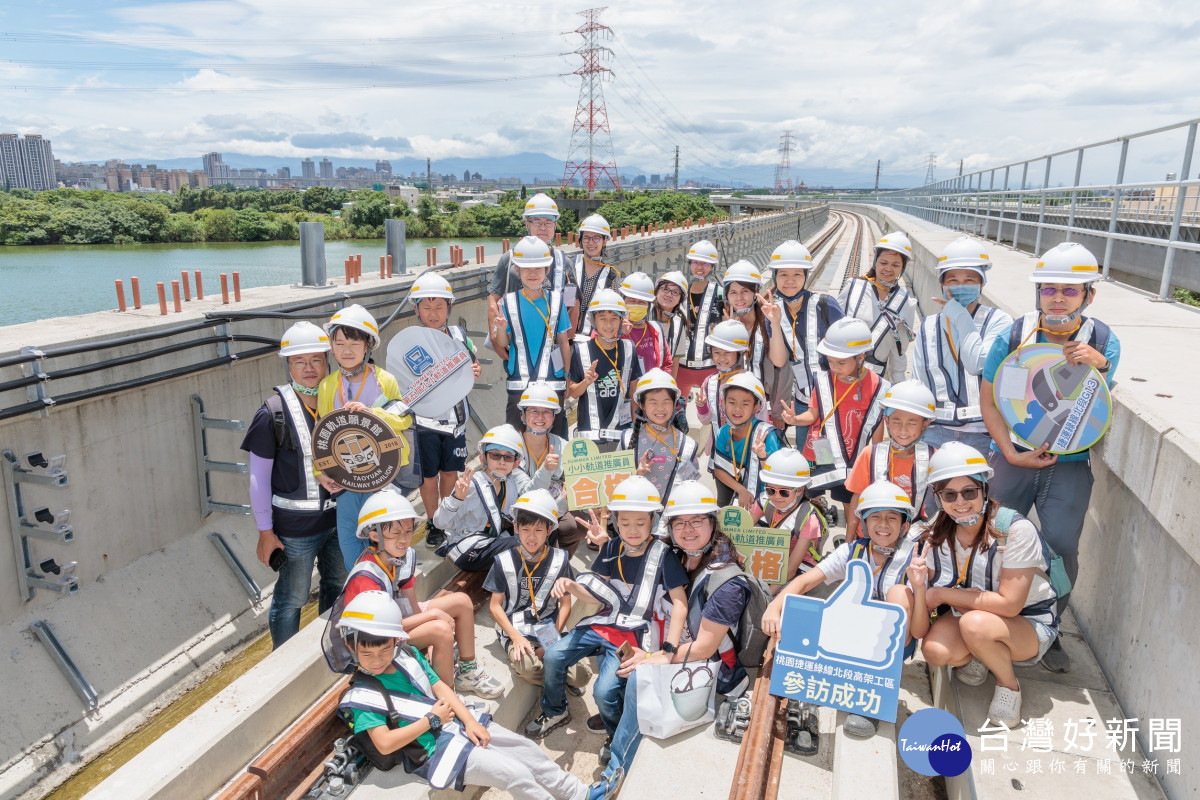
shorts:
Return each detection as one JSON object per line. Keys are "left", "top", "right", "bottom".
{"left": 1012, "top": 619, "right": 1058, "bottom": 667}
{"left": 417, "top": 427, "right": 467, "bottom": 479}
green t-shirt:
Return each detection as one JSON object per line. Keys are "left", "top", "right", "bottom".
{"left": 351, "top": 650, "right": 442, "bottom": 758}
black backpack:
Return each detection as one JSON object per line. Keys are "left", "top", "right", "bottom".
{"left": 704, "top": 564, "right": 774, "bottom": 669}
{"left": 337, "top": 663, "right": 432, "bottom": 773}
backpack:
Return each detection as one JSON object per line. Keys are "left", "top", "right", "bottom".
{"left": 992, "top": 507, "right": 1072, "bottom": 598}
{"left": 704, "top": 563, "right": 774, "bottom": 669}
{"left": 265, "top": 394, "right": 295, "bottom": 450}
{"left": 337, "top": 662, "right": 432, "bottom": 773}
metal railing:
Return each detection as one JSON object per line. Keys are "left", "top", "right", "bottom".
{"left": 862, "top": 118, "right": 1200, "bottom": 299}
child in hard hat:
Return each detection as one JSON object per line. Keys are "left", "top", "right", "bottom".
{"left": 527, "top": 476, "right": 688, "bottom": 756}
{"left": 711, "top": 372, "right": 782, "bottom": 510}
{"left": 335, "top": 590, "right": 587, "bottom": 800}
{"left": 622, "top": 369, "right": 700, "bottom": 509}
{"left": 485, "top": 489, "right": 588, "bottom": 691}
{"left": 782, "top": 317, "right": 890, "bottom": 529}
{"left": 844, "top": 380, "right": 939, "bottom": 540}
{"left": 762, "top": 480, "right": 929, "bottom": 738}
{"left": 487, "top": 192, "right": 568, "bottom": 336}
{"left": 571, "top": 214, "right": 621, "bottom": 340}
{"left": 721, "top": 260, "right": 771, "bottom": 384}
{"left": 433, "top": 424, "right": 531, "bottom": 572}
{"left": 837, "top": 232, "right": 919, "bottom": 384}
{"left": 316, "top": 304, "right": 416, "bottom": 571}
{"left": 619, "top": 272, "right": 674, "bottom": 375}
{"left": 652, "top": 271, "right": 690, "bottom": 377}
{"left": 329, "top": 489, "right": 502, "bottom": 698}
{"left": 676, "top": 240, "right": 726, "bottom": 400}
{"left": 756, "top": 448, "right": 827, "bottom": 583}
{"left": 408, "top": 273, "right": 482, "bottom": 552}
{"left": 568, "top": 289, "right": 642, "bottom": 452}
{"left": 693, "top": 319, "right": 758, "bottom": 447}
{"left": 979, "top": 241, "right": 1119, "bottom": 674}
{"left": 516, "top": 382, "right": 583, "bottom": 554}
{"left": 491, "top": 234, "right": 573, "bottom": 439}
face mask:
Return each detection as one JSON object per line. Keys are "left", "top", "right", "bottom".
{"left": 870, "top": 542, "right": 896, "bottom": 556}
{"left": 525, "top": 421, "right": 551, "bottom": 435}
{"left": 776, "top": 288, "right": 805, "bottom": 303}
{"left": 627, "top": 305, "right": 648, "bottom": 323}
{"left": 945, "top": 285, "right": 981, "bottom": 306}
{"left": 291, "top": 380, "right": 319, "bottom": 396}
{"left": 952, "top": 512, "right": 982, "bottom": 527}
{"left": 733, "top": 305, "right": 753, "bottom": 317}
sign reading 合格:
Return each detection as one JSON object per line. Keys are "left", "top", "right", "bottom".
{"left": 718, "top": 506, "right": 790, "bottom": 584}
{"left": 385, "top": 327, "right": 475, "bottom": 417}
{"left": 769, "top": 560, "right": 907, "bottom": 722}
{"left": 561, "top": 438, "right": 636, "bottom": 511}
{"left": 312, "top": 409, "right": 404, "bottom": 492}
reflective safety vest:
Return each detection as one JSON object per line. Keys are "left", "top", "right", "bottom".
{"left": 1008, "top": 312, "right": 1111, "bottom": 357}
{"left": 337, "top": 649, "right": 490, "bottom": 791}
{"left": 571, "top": 254, "right": 616, "bottom": 339}
{"left": 550, "top": 246, "right": 568, "bottom": 294}
{"left": 504, "top": 290, "right": 566, "bottom": 392}
{"left": 710, "top": 419, "right": 773, "bottom": 497}
{"left": 322, "top": 549, "right": 417, "bottom": 673}
{"left": 846, "top": 536, "right": 916, "bottom": 600}
{"left": 777, "top": 295, "right": 822, "bottom": 403}
{"left": 843, "top": 278, "right": 917, "bottom": 375}
{"left": 414, "top": 326, "right": 472, "bottom": 437}
{"left": 576, "top": 539, "right": 670, "bottom": 644}
{"left": 493, "top": 546, "right": 569, "bottom": 640}
{"left": 867, "top": 442, "right": 932, "bottom": 515}
{"left": 444, "top": 472, "right": 510, "bottom": 563}
{"left": 664, "top": 313, "right": 686, "bottom": 357}
{"left": 748, "top": 324, "right": 767, "bottom": 384}
{"left": 575, "top": 339, "right": 635, "bottom": 442}
{"left": 682, "top": 282, "right": 721, "bottom": 369}
{"left": 808, "top": 372, "right": 889, "bottom": 489}
{"left": 920, "top": 306, "right": 1000, "bottom": 426}
{"left": 268, "top": 384, "right": 335, "bottom": 514}
{"left": 678, "top": 567, "right": 741, "bottom": 663}
{"left": 705, "top": 372, "right": 727, "bottom": 445}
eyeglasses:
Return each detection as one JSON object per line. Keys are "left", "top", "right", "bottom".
{"left": 670, "top": 518, "right": 710, "bottom": 532}
{"left": 937, "top": 487, "right": 982, "bottom": 503}
{"left": 1038, "top": 286, "right": 1084, "bottom": 297}
{"left": 657, "top": 286, "right": 682, "bottom": 297}
{"left": 765, "top": 487, "right": 794, "bottom": 497}
{"left": 486, "top": 451, "right": 517, "bottom": 463}
{"left": 580, "top": 234, "right": 605, "bottom": 243}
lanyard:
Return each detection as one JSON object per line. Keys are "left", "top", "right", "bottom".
{"left": 731, "top": 422, "right": 754, "bottom": 480}
{"left": 770, "top": 501, "right": 799, "bottom": 529}
{"left": 819, "top": 374, "right": 863, "bottom": 429}
{"left": 867, "top": 543, "right": 886, "bottom": 577}
{"left": 521, "top": 289, "right": 553, "bottom": 336}
{"left": 522, "top": 546, "right": 549, "bottom": 617}
{"left": 336, "top": 365, "right": 373, "bottom": 407}
{"left": 643, "top": 424, "right": 678, "bottom": 456}
{"left": 596, "top": 342, "right": 626, "bottom": 396}
{"left": 953, "top": 542, "right": 975, "bottom": 588}
{"left": 943, "top": 318, "right": 960, "bottom": 362}
{"left": 525, "top": 435, "right": 552, "bottom": 471}
{"left": 616, "top": 541, "right": 646, "bottom": 587}
{"left": 1019, "top": 316, "right": 1083, "bottom": 349}
{"left": 300, "top": 401, "right": 318, "bottom": 423}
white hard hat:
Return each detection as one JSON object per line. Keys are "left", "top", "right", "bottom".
{"left": 578, "top": 213, "right": 612, "bottom": 238}
{"left": 1030, "top": 242, "right": 1100, "bottom": 285}
{"left": 337, "top": 590, "right": 409, "bottom": 641}
{"left": 874, "top": 232, "right": 913, "bottom": 262}
{"left": 409, "top": 273, "right": 455, "bottom": 303}
{"left": 768, "top": 240, "right": 814, "bottom": 270}
{"left": 760, "top": 448, "right": 811, "bottom": 488}
{"left": 324, "top": 304, "right": 381, "bottom": 348}
{"left": 511, "top": 235, "right": 554, "bottom": 269}
{"left": 656, "top": 270, "right": 689, "bottom": 295}
{"left": 518, "top": 381, "right": 562, "bottom": 413}
{"left": 478, "top": 424, "right": 525, "bottom": 457}
{"left": 881, "top": 380, "right": 938, "bottom": 420}
{"left": 926, "top": 441, "right": 993, "bottom": 484}
{"left": 607, "top": 475, "right": 663, "bottom": 513}
{"left": 937, "top": 237, "right": 991, "bottom": 280}
{"left": 356, "top": 488, "right": 421, "bottom": 539}
{"left": 816, "top": 317, "right": 873, "bottom": 358}
{"left": 633, "top": 367, "right": 679, "bottom": 403}
{"left": 588, "top": 288, "right": 628, "bottom": 319}
{"left": 722, "top": 260, "right": 764, "bottom": 287}
{"left": 512, "top": 489, "right": 560, "bottom": 530}
{"left": 279, "top": 321, "right": 330, "bottom": 357}
{"left": 523, "top": 192, "right": 560, "bottom": 220}
{"left": 706, "top": 319, "right": 751, "bottom": 353}
{"left": 855, "top": 480, "right": 914, "bottom": 521}
{"left": 720, "top": 371, "right": 766, "bottom": 404}
{"left": 663, "top": 480, "right": 721, "bottom": 519}
{"left": 619, "top": 272, "right": 656, "bottom": 302}
{"left": 686, "top": 239, "right": 720, "bottom": 265}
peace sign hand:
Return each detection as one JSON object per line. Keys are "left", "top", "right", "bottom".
{"left": 780, "top": 400, "right": 800, "bottom": 426}
{"left": 583, "top": 508, "right": 610, "bottom": 547}
{"left": 906, "top": 540, "right": 931, "bottom": 589}
{"left": 760, "top": 292, "right": 781, "bottom": 325}
{"left": 637, "top": 451, "right": 654, "bottom": 476}
{"left": 453, "top": 467, "right": 475, "bottom": 500}
{"left": 584, "top": 361, "right": 600, "bottom": 385}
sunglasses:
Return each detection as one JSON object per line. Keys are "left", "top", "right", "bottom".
{"left": 1038, "top": 286, "right": 1084, "bottom": 297}
{"left": 765, "top": 487, "right": 795, "bottom": 497}
{"left": 937, "top": 487, "right": 982, "bottom": 503}
{"left": 486, "top": 451, "right": 517, "bottom": 463}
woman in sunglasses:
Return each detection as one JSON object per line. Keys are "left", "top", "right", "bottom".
{"left": 754, "top": 448, "right": 826, "bottom": 585}
{"left": 915, "top": 442, "right": 1060, "bottom": 729}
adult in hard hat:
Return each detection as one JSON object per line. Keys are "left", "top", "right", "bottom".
{"left": 241, "top": 321, "right": 346, "bottom": 648}
{"left": 676, "top": 239, "right": 726, "bottom": 401}
{"left": 316, "top": 304, "right": 417, "bottom": 571}
{"left": 836, "top": 232, "right": 919, "bottom": 383}
{"left": 721, "top": 259, "right": 771, "bottom": 384}
{"left": 570, "top": 213, "right": 621, "bottom": 339}
{"left": 652, "top": 270, "right": 690, "bottom": 374}
{"left": 913, "top": 443, "right": 1061, "bottom": 728}
{"left": 911, "top": 237, "right": 1013, "bottom": 453}
{"left": 487, "top": 192, "right": 569, "bottom": 338}
{"left": 979, "top": 241, "right": 1120, "bottom": 674}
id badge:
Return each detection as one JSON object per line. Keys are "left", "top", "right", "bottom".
{"left": 618, "top": 403, "right": 632, "bottom": 426}
{"left": 534, "top": 621, "right": 561, "bottom": 648}
{"left": 550, "top": 348, "right": 564, "bottom": 374}
{"left": 790, "top": 363, "right": 811, "bottom": 393}
{"left": 564, "top": 285, "right": 578, "bottom": 308}
{"left": 811, "top": 436, "right": 835, "bottom": 465}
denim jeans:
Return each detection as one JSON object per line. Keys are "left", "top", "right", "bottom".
{"left": 922, "top": 424, "right": 993, "bottom": 454}
{"left": 541, "top": 627, "right": 627, "bottom": 734}
{"left": 269, "top": 526, "right": 347, "bottom": 649}
{"left": 335, "top": 490, "right": 371, "bottom": 572}
{"left": 604, "top": 672, "right": 644, "bottom": 779}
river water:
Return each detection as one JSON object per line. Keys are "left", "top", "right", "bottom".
{"left": 0, "top": 237, "right": 504, "bottom": 325}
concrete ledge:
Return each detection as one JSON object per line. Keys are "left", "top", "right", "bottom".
{"left": 831, "top": 711, "right": 897, "bottom": 800}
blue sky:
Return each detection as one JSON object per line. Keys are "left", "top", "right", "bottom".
{"left": 1, "top": 0, "right": 1198, "bottom": 185}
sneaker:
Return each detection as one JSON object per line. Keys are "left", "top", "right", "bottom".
{"left": 524, "top": 709, "right": 571, "bottom": 738}
{"left": 843, "top": 713, "right": 877, "bottom": 739}
{"left": 955, "top": 657, "right": 989, "bottom": 687}
{"left": 587, "top": 768, "right": 624, "bottom": 800}
{"left": 567, "top": 683, "right": 586, "bottom": 697}
{"left": 586, "top": 713, "right": 606, "bottom": 733}
{"left": 455, "top": 663, "right": 503, "bottom": 699}
{"left": 1040, "top": 637, "right": 1071, "bottom": 673}
{"left": 599, "top": 735, "right": 612, "bottom": 763}
{"left": 987, "top": 685, "right": 1022, "bottom": 727}
{"left": 424, "top": 523, "right": 446, "bottom": 549}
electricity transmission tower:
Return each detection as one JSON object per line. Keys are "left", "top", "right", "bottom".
{"left": 774, "top": 131, "right": 795, "bottom": 194}
{"left": 924, "top": 153, "right": 937, "bottom": 185}
{"left": 561, "top": 7, "right": 621, "bottom": 195}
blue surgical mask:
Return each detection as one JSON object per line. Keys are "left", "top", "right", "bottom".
{"left": 945, "top": 285, "right": 981, "bottom": 306}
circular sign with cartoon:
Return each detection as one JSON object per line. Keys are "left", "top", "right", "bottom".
{"left": 993, "top": 343, "right": 1111, "bottom": 455}
{"left": 312, "top": 409, "right": 403, "bottom": 491}
{"left": 384, "top": 327, "right": 475, "bottom": 418}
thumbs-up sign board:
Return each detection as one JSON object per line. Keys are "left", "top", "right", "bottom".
{"left": 768, "top": 560, "right": 907, "bottom": 722}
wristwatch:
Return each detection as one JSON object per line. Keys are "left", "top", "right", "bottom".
{"left": 425, "top": 712, "right": 442, "bottom": 734}
{"left": 661, "top": 641, "right": 678, "bottom": 655}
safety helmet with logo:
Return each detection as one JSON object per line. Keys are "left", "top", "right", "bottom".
{"left": 656, "top": 270, "right": 690, "bottom": 296}
{"left": 816, "top": 317, "right": 874, "bottom": 358}
{"left": 855, "top": 480, "right": 914, "bottom": 521}
{"left": 324, "top": 304, "right": 381, "bottom": 348}
{"left": 937, "top": 237, "right": 991, "bottom": 282}
{"left": 874, "top": 232, "right": 913, "bottom": 265}
{"left": 1030, "top": 242, "right": 1101, "bottom": 325}
{"left": 512, "top": 488, "right": 560, "bottom": 530}
{"left": 588, "top": 288, "right": 628, "bottom": 320}
{"left": 337, "top": 589, "right": 410, "bottom": 642}
{"left": 768, "top": 240, "right": 815, "bottom": 270}
{"left": 926, "top": 441, "right": 993, "bottom": 484}
{"left": 409, "top": 272, "right": 455, "bottom": 308}
{"left": 706, "top": 319, "right": 751, "bottom": 353}
{"left": 722, "top": 259, "right": 764, "bottom": 287}
{"left": 279, "top": 320, "right": 330, "bottom": 357}
{"left": 522, "top": 192, "right": 560, "bottom": 220}
{"left": 618, "top": 272, "right": 656, "bottom": 302}
{"left": 517, "top": 380, "right": 562, "bottom": 414}
{"left": 720, "top": 370, "right": 766, "bottom": 404}
{"left": 477, "top": 423, "right": 525, "bottom": 458}
{"left": 686, "top": 239, "right": 720, "bottom": 265}
{"left": 607, "top": 475, "right": 663, "bottom": 513}
{"left": 760, "top": 448, "right": 811, "bottom": 488}
{"left": 356, "top": 487, "right": 421, "bottom": 539}
{"left": 510, "top": 235, "right": 554, "bottom": 269}
{"left": 578, "top": 213, "right": 612, "bottom": 239}
{"left": 633, "top": 367, "right": 680, "bottom": 403}
{"left": 663, "top": 480, "right": 721, "bottom": 519}
{"left": 881, "top": 379, "right": 938, "bottom": 420}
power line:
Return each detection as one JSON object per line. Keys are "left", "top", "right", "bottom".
{"left": 5, "top": 71, "right": 569, "bottom": 93}
{"left": 2, "top": 52, "right": 569, "bottom": 71}
{"left": 0, "top": 30, "right": 567, "bottom": 47}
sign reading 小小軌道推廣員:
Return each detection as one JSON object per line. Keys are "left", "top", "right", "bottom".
{"left": 718, "top": 506, "right": 790, "bottom": 584}
{"left": 312, "top": 409, "right": 404, "bottom": 492}
{"left": 561, "top": 438, "right": 637, "bottom": 511}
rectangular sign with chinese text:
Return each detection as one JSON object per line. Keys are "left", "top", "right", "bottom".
{"left": 562, "top": 438, "right": 636, "bottom": 511}
{"left": 719, "top": 506, "right": 790, "bottom": 584}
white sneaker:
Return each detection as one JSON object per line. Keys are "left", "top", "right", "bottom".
{"left": 456, "top": 663, "right": 504, "bottom": 699}
{"left": 988, "top": 685, "right": 1022, "bottom": 728}
{"left": 955, "top": 657, "right": 989, "bottom": 686}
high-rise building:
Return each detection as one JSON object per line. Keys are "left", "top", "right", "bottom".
{"left": 276, "top": 166, "right": 291, "bottom": 180}
{"left": 650, "top": 173, "right": 661, "bottom": 185}
{"left": 202, "top": 151, "right": 231, "bottom": 180}
{"left": 319, "top": 158, "right": 333, "bottom": 180}
{"left": 0, "top": 133, "right": 57, "bottom": 191}
{"left": 301, "top": 158, "right": 316, "bottom": 180}
{"left": 376, "top": 160, "right": 392, "bottom": 176}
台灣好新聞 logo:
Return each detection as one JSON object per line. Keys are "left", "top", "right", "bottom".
{"left": 898, "top": 708, "right": 972, "bottom": 776}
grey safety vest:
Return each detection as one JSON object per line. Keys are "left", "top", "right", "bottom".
{"left": 777, "top": 295, "right": 822, "bottom": 403}
{"left": 576, "top": 539, "right": 670, "bottom": 637}
{"left": 495, "top": 546, "right": 569, "bottom": 639}
{"left": 577, "top": 339, "right": 635, "bottom": 441}
{"left": 710, "top": 419, "right": 773, "bottom": 497}
{"left": 682, "top": 282, "right": 720, "bottom": 369}
{"left": 269, "top": 384, "right": 335, "bottom": 513}
{"left": 571, "top": 254, "right": 615, "bottom": 339}
{"left": 844, "top": 278, "right": 916, "bottom": 375}
{"left": 505, "top": 290, "right": 566, "bottom": 392}
{"left": 920, "top": 306, "right": 1000, "bottom": 426}
{"left": 808, "top": 372, "right": 888, "bottom": 489}
{"left": 868, "top": 442, "right": 931, "bottom": 513}
{"left": 445, "top": 472, "right": 509, "bottom": 562}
